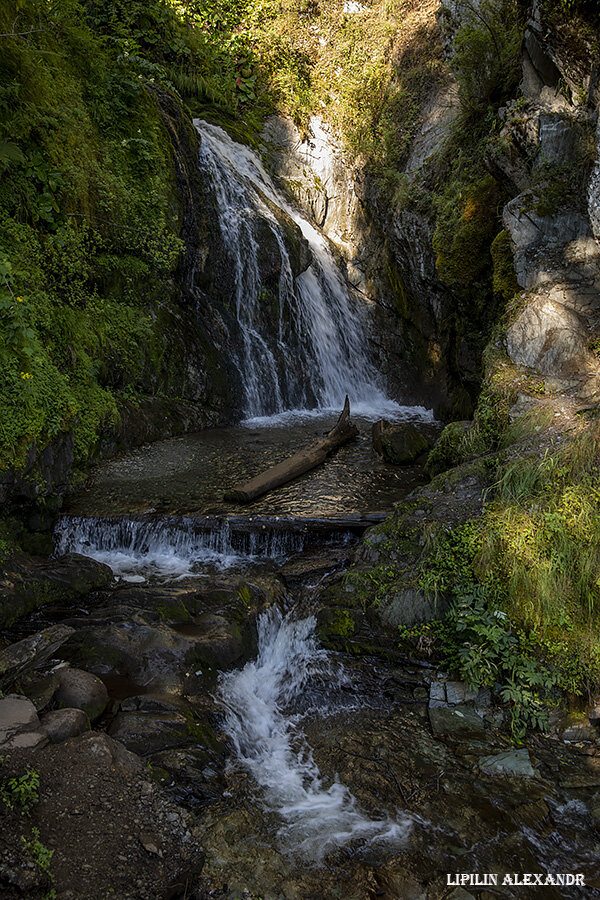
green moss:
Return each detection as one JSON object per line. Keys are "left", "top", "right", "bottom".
{"left": 156, "top": 598, "right": 193, "bottom": 624}
{"left": 491, "top": 230, "right": 519, "bottom": 302}
{"left": 433, "top": 175, "right": 501, "bottom": 292}
{"left": 325, "top": 609, "right": 355, "bottom": 638}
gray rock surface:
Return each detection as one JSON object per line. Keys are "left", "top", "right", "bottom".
{"left": 479, "top": 749, "right": 535, "bottom": 777}
{"left": 40, "top": 708, "right": 90, "bottom": 743}
{"left": 0, "top": 694, "right": 48, "bottom": 750}
{"left": 56, "top": 668, "right": 109, "bottom": 721}
{"left": 0, "top": 624, "right": 75, "bottom": 692}
{"left": 428, "top": 705, "right": 486, "bottom": 739}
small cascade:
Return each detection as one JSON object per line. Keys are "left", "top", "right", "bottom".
{"left": 218, "top": 608, "right": 413, "bottom": 861}
{"left": 54, "top": 514, "right": 362, "bottom": 578}
{"left": 196, "top": 121, "right": 403, "bottom": 420}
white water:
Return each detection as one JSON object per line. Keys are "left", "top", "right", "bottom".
{"left": 54, "top": 515, "right": 356, "bottom": 579}
{"left": 54, "top": 515, "right": 314, "bottom": 578}
{"left": 218, "top": 608, "right": 412, "bottom": 861}
{"left": 196, "top": 121, "right": 416, "bottom": 421}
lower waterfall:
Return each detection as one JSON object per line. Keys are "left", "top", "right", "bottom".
{"left": 218, "top": 608, "right": 413, "bottom": 861}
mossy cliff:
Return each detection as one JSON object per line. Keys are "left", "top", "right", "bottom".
{"left": 307, "top": 0, "right": 600, "bottom": 730}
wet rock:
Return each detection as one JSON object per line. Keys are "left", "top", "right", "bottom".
{"left": 479, "top": 749, "right": 535, "bottom": 778}
{"left": 18, "top": 672, "right": 59, "bottom": 713}
{"left": 428, "top": 705, "right": 486, "bottom": 739}
{"left": 0, "top": 624, "right": 75, "bottom": 692}
{"left": 107, "top": 696, "right": 203, "bottom": 757}
{"left": 0, "top": 552, "right": 112, "bottom": 628}
{"left": 375, "top": 863, "right": 426, "bottom": 899}
{"left": 562, "top": 714, "right": 598, "bottom": 742}
{"left": 56, "top": 668, "right": 109, "bottom": 721}
{"left": 376, "top": 421, "right": 430, "bottom": 465}
{"left": 40, "top": 708, "right": 90, "bottom": 744}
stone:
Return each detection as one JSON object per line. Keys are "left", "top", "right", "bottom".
{"left": 0, "top": 694, "right": 40, "bottom": 744}
{"left": 379, "top": 422, "right": 430, "bottom": 466}
{"left": 588, "top": 698, "right": 600, "bottom": 726}
{"left": 56, "top": 668, "right": 109, "bottom": 721}
{"left": 2, "top": 730, "right": 48, "bottom": 750}
{"left": 40, "top": 708, "right": 90, "bottom": 743}
{"left": 19, "top": 672, "right": 59, "bottom": 713}
{"left": 445, "top": 681, "right": 479, "bottom": 706}
{"left": 448, "top": 890, "right": 476, "bottom": 900}
{"left": 379, "top": 588, "right": 450, "bottom": 630}
{"left": 505, "top": 294, "right": 592, "bottom": 377}
{"left": 108, "top": 706, "right": 191, "bottom": 756}
{"left": 0, "top": 552, "right": 113, "bottom": 629}
{"left": 429, "top": 681, "right": 446, "bottom": 706}
{"left": 428, "top": 705, "right": 486, "bottom": 739}
{"left": 0, "top": 624, "right": 75, "bottom": 692}
{"left": 562, "top": 720, "right": 598, "bottom": 742}
{"left": 479, "top": 749, "right": 535, "bottom": 777}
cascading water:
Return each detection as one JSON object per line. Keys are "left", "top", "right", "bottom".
{"left": 218, "top": 608, "right": 413, "bottom": 861}
{"left": 54, "top": 514, "right": 359, "bottom": 578}
{"left": 196, "top": 121, "right": 406, "bottom": 421}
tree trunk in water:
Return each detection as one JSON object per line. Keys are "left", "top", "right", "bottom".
{"left": 224, "top": 397, "right": 359, "bottom": 504}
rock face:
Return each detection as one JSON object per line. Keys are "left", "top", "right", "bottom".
{"left": 261, "top": 109, "right": 474, "bottom": 418}
{"left": 55, "top": 668, "right": 109, "bottom": 722}
{"left": 0, "top": 624, "right": 75, "bottom": 692}
{"left": 0, "top": 553, "right": 113, "bottom": 629}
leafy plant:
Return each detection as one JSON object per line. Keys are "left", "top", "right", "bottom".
{"left": 1, "top": 768, "right": 40, "bottom": 814}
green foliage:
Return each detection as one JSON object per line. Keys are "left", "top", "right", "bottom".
{"left": 0, "top": 0, "right": 190, "bottom": 475}
{"left": 412, "top": 422, "right": 600, "bottom": 733}
{"left": 23, "top": 826, "right": 55, "bottom": 899}
{"left": 1, "top": 768, "right": 40, "bottom": 815}
{"left": 433, "top": 174, "right": 501, "bottom": 292}
{"left": 441, "top": 585, "right": 557, "bottom": 738}
{"left": 490, "top": 230, "right": 519, "bottom": 302}
{"left": 444, "top": 0, "right": 522, "bottom": 112}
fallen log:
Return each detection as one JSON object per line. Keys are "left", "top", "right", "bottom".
{"left": 224, "top": 396, "right": 359, "bottom": 504}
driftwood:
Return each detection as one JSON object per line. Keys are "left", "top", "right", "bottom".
{"left": 224, "top": 396, "right": 359, "bottom": 504}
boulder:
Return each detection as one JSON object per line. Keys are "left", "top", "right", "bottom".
{"left": 0, "top": 694, "right": 48, "bottom": 750}
{"left": 56, "top": 668, "right": 109, "bottom": 721}
{"left": 0, "top": 552, "right": 112, "bottom": 628}
{"left": 376, "top": 421, "right": 431, "bottom": 465}
{"left": 0, "top": 624, "right": 75, "bottom": 692}
{"left": 428, "top": 705, "right": 486, "bottom": 739}
{"left": 479, "top": 749, "right": 535, "bottom": 778}
{"left": 40, "top": 708, "right": 90, "bottom": 743}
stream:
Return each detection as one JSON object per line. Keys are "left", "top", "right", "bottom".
{"left": 7, "top": 119, "right": 600, "bottom": 897}
{"left": 34, "top": 422, "right": 600, "bottom": 900}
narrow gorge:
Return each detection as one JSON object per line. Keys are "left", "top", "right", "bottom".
{"left": 1, "top": 0, "right": 600, "bottom": 898}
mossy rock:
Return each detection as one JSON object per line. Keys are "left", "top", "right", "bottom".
{"left": 425, "top": 420, "right": 472, "bottom": 478}
{"left": 316, "top": 607, "right": 357, "bottom": 647}
{"left": 380, "top": 423, "right": 430, "bottom": 465}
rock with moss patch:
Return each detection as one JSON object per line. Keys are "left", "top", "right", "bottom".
{"left": 376, "top": 421, "right": 431, "bottom": 465}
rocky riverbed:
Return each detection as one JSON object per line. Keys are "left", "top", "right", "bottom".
{"left": 2, "top": 517, "right": 600, "bottom": 899}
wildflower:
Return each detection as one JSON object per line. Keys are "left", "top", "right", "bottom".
{"left": 16, "top": 296, "right": 23, "bottom": 302}
{"left": 20, "top": 372, "right": 33, "bottom": 380}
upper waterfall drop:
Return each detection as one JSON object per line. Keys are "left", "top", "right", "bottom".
{"left": 195, "top": 120, "right": 409, "bottom": 422}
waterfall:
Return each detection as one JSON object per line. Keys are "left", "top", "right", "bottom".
{"left": 196, "top": 121, "right": 403, "bottom": 421}
{"left": 54, "top": 514, "right": 358, "bottom": 578}
{"left": 218, "top": 608, "right": 413, "bottom": 861}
